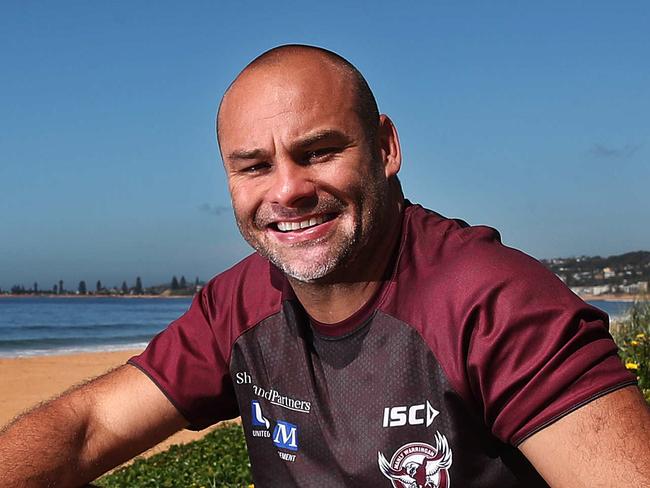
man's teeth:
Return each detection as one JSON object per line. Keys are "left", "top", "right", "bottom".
{"left": 276, "top": 216, "right": 327, "bottom": 232}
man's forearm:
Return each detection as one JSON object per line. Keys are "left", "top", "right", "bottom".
{"left": 520, "top": 386, "right": 650, "bottom": 487}
{"left": 0, "top": 390, "right": 98, "bottom": 487}
{"left": 0, "top": 365, "right": 187, "bottom": 487}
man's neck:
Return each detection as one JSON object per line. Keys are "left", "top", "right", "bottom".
{"left": 288, "top": 199, "right": 404, "bottom": 324}
{"left": 289, "top": 279, "right": 384, "bottom": 324}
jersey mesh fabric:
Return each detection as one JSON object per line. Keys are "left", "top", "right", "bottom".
{"left": 129, "top": 203, "right": 635, "bottom": 485}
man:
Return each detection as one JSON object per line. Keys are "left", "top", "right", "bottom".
{"left": 1, "top": 45, "right": 649, "bottom": 487}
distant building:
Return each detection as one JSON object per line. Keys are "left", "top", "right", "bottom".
{"left": 570, "top": 285, "right": 612, "bottom": 296}
{"left": 621, "top": 281, "right": 648, "bottom": 294}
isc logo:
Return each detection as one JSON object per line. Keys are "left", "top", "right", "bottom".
{"left": 382, "top": 401, "right": 439, "bottom": 428}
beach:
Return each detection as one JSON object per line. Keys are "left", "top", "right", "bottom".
{"left": 0, "top": 349, "right": 220, "bottom": 459}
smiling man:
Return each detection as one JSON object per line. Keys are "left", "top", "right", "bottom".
{"left": 1, "top": 45, "right": 649, "bottom": 487}
{"left": 217, "top": 48, "right": 403, "bottom": 322}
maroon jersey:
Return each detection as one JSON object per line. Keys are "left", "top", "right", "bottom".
{"left": 129, "top": 203, "right": 635, "bottom": 487}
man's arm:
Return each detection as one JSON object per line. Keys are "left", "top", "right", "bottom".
{"left": 0, "top": 364, "right": 188, "bottom": 487}
{"left": 519, "top": 385, "right": 650, "bottom": 487}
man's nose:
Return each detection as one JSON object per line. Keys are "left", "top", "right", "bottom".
{"left": 268, "top": 160, "right": 317, "bottom": 208}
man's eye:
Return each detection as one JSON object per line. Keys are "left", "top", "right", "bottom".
{"left": 305, "top": 148, "right": 336, "bottom": 162}
{"left": 241, "top": 162, "right": 270, "bottom": 173}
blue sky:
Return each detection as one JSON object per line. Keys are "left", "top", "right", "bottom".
{"left": 1, "top": 1, "right": 648, "bottom": 290}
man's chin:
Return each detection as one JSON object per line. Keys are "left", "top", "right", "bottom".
{"left": 252, "top": 232, "right": 356, "bottom": 282}
{"left": 272, "top": 258, "right": 337, "bottom": 283}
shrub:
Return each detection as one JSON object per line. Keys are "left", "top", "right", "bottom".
{"left": 95, "top": 422, "right": 252, "bottom": 488}
{"left": 610, "top": 297, "right": 650, "bottom": 403}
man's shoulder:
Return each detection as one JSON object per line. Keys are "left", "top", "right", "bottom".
{"left": 385, "top": 206, "right": 634, "bottom": 453}
{"left": 199, "top": 252, "right": 285, "bottom": 326}
{"left": 403, "top": 203, "right": 552, "bottom": 283}
{"left": 391, "top": 203, "right": 579, "bottom": 315}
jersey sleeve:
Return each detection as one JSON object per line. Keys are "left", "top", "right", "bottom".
{"left": 128, "top": 289, "right": 238, "bottom": 430}
{"left": 464, "top": 243, "right": 636, "bottom": 446}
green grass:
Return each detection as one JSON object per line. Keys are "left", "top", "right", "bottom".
{"left": 95, "top": 422, "right": 252, "bottom": 488}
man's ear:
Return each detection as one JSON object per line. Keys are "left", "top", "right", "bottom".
{"left": 377, "top": 114, "right": 402, "bottom": 178}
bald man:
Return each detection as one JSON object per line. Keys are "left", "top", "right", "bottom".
{"left": 1, "top": 45, "right": 649, "bottom": 487}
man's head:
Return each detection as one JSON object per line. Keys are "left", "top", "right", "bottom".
{"left": 217, "top": 45, "right": 403, "bottom": 283}
{"left": 217, "top": 45, "right": 380, "bottom": 148}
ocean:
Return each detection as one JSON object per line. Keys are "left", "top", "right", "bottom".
{"left": 0, "top": 296, "right": 636, "bottom": 358}
{"left": 0, "top": 296, "right": 193, "bottom": 357}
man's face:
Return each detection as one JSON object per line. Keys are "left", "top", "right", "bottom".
{"left": 218, "top": 59, "right": 394, "bottom": 283}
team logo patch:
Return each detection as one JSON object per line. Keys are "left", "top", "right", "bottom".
{"left": 251, "top": 400, "right": 270, "bottom": 429}
{"left": 378, "top": 432, "right": 452, "bottom": 488}
{"left": 249, "top": 399, "right": 299, "bottom": 462}
{"left": 272, "top": 420, "right": 299, "bottom": 451}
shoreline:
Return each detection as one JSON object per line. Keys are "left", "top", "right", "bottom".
{"left": 0, "top": 349, "right": 220, "bottom": 460}
{"left": 0, "top": 343, "right": 150, "bottom": 360}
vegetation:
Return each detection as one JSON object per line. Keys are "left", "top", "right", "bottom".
{"left": 135, "top": 276, "right": 144, "bottom": 294}
{"left": 611, "top": 297, "right": 650, "bottom": 402}
{"left": 543, "top": 250, "right": 650, "bottom": 289}
{"left": 95, "top": 423, "right": 252, "bottom": 488}
{"left": 3, "top": 275, "right": 203, "bottom": 297}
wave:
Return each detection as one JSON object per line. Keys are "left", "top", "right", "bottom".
{"left": 0, "top": 298, "right": 190, "bottom": 357}
{"left": 0, "top": 323, "right": 164, "bottom": 334}
{"left": 0, "top": 334, "right": 156, "bottom": 355}
{"left": 0, "top": 322, "right": 159, "bottom": 332}
{"left": 0, "top": 342, "right": 151, "bottom": 358}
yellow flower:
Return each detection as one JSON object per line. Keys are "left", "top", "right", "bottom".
{"left": 625, "top": 362, "right": 639, "bottom": 370}
{"left": 631, "top": 340, "right": 640, "bottom": 346}
{"left": 636, "top": 333, "right": 646, "bottom": 339}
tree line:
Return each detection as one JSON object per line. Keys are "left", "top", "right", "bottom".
{"left": 3, "top": 276, "right": 202, "bottom": 296}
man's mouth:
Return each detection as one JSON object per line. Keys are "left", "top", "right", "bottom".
{"left": 272, "top": 214, "right": 336, "bottom": 233}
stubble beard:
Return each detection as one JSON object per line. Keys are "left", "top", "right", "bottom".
{"left": 235, "top": 195, "right": 358, "bottom": 283}
{"left": 236, "top": 177, "right": 387, "bottom": 284}
{"left": 263, "top": 224, "right": 358, "bottom": 283}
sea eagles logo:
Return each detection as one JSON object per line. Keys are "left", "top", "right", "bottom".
{"left": 378, "top": 432, "right": 452, "bottom": 488}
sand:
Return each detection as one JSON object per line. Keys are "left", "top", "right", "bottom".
{"left": 0, "top": 349, "right": 223, "bottom": 460}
